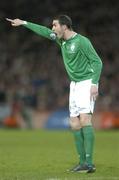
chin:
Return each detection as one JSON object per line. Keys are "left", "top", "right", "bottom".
{"left": 58, "top": 35, "right": 63, "bottom": 39}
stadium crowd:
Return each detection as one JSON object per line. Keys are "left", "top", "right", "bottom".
{"left": 0, "top": 0, "right": 119, "bottom": 127}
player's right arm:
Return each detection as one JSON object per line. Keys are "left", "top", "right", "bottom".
{"left": 6, "top": 18, "right": 61, "bottom": 44}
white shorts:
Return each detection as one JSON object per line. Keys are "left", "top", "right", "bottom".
{"left": 69, "top": 79, "right": 97, "bottom": 117}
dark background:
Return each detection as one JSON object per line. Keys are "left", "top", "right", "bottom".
{"left": 0, "top": 0, "right": 119, "bottom": 112}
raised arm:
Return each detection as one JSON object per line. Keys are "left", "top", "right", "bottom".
{"left": 6, "top": 18, "right": 60, "bottom": 43}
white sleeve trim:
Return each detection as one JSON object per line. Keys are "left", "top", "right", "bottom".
{"left": 23, "top": 21, "right": 27, "bottom": 25}
{"left": 91, "top": 83, "right": 98, "bottom": 86}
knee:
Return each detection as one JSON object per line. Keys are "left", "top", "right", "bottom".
{"left": 80, "top": 114, "right": 92, "bottom": 127}
{"left": 69, "top": 117, "right": 81, "bottom": 130}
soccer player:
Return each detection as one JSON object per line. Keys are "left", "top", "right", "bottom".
{"left": 6, "top": 15, "right": 102, "bottom": 173}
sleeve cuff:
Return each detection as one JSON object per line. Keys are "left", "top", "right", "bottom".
{"left": 23, "top": 21, "right": 27, "bottom": 25}
{"left": 91, "top": 83, "right": 97, "bottom": 86}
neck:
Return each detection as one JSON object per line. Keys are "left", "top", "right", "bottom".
{"left": 63, "top": 30, "right": 77, "bottom": 40}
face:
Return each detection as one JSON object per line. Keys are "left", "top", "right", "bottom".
{"left": 52, "top": 20, "right": 66, "bottom": 39}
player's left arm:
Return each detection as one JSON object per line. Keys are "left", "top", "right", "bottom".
{"left": 82, "top": 39, "right": 103, "bottom": 100}
{"left": 87, "top": 41, "right": 103, "bottom": 84}
{"left": 88, "top": 40, "right": 103, "bottom": 100}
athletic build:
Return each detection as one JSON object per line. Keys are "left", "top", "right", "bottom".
{"left": 6, "top": 15, "right": 102, "bottom": 173}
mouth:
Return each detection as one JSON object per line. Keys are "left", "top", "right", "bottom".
{"left": 54, "top": 32, "right": 57, "bottom": 36}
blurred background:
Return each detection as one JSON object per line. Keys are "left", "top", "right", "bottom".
{"left": 0, "top": 0, "right": 119, "bottom": 130}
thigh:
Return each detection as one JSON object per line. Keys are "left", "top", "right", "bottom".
{"left": 75, "top": 80, "right": 95, "bottom": 114}
{"left": 69, "top": 82, "right": 80, "bottom": 117}
{"left": 75, "top": 80, "right": 91, "bottom": 108}
{"left": 69, "top": 80, "right": 96, "bottom": 117}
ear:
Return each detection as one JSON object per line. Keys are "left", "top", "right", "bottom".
{"left": 62, "top": 24, "right": 67, "bottom": 30}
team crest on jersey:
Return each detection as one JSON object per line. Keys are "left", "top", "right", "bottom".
{"left": 62, "top": 41, "right": 66, "bottom": 45}
{"left": 70, "top": 43, "right": 75, "bottom": 52}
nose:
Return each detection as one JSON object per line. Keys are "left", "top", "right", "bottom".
{"left": 52, "top": 26, "right": 55, "bottom": 31}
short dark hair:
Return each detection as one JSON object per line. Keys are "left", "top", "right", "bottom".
{"left": 54, "top": 15, "right": 72, "bottom": 30}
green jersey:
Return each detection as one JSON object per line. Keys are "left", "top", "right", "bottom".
{"left": 23, "top": 22, "right": 102, "bottom": 84}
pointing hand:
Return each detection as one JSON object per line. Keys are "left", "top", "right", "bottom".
{"left": 6, "top": 18, "right": 24, "bottom": 26}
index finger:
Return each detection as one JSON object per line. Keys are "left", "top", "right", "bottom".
{"left": 6, "top": 18, "right": 14, "bottom": 22}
